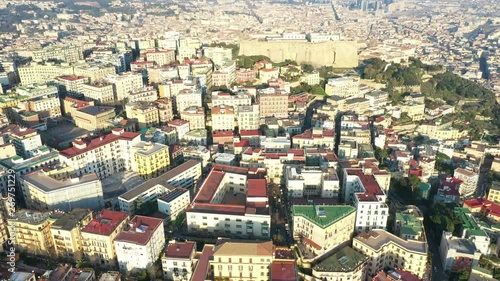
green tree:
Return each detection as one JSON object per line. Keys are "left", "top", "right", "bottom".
{"left": 301, "top": 63, "right": 315, "bottom": 73}
{"left": 409, "top": 175, "right": 420, "bottom": 193}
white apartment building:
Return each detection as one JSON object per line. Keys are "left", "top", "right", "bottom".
{"left": 162, "top": 241, "right": 197, "bottom": 281}
{"left": 325, "top": 77, "right": 360, "bottom": 97}
{"left": 158, "top": 79, "right": 198, "bottom": 98}
{"left": 353, "top": 229, "right": 428, "bottom": 279}
{"left": 21, "top": 169, "right": 104, "bottom": 212}
{"left": 182, "top": 146, "right": 211, "bottom": 168}
{"left": 18, "top": 63, "right": 74, "bottom": 85}
{"left": 119, "top": 160, "right": 202, "bottom": 214}
{"left": 81, "top": 82, "right": 115, "bottom": 104}
{"left": 212, "top": 92, "right": 252, "bottom": 112}
{"left": 186, "top": 165, "right": 270, "bottom": 239}
{"left": 343, "top": 167, "right": 389, "bottom": 233}
{"left": 74, "top": 64, "right": 116, "bottom": 83}
{"left": 115, "top": 216, "right": 165, "bottom": 273}
{"left": 145, "top": 50, "right": 176, "bottom": 66}
{"left": 175, "top": 89, "right": 202, "bottom": 113}
{"left": 8, "top": 127, "right": 43, "bottom": 158}
{"left": 454, "top": 168, "right": 479, "bottom": 197}
{"left": 439, "top": 231, "right": 481, "bottom": 272}
{"left": 58, "top": 128, "right": 141, "bottom": 179}
{"left": 285, "top": 166, "right": 340, "bottom": 198}
{"left": 238, "top": 105, "right": 260, "bottom": 131}
{"left": 32, "top": 45, "right": 83, "bottom": 64}
{"left": 55, "top": 75, "right": 89, "bottom": 96}
{"left": 16, "top": 84, "right": 62, "bottom": 120}
{"left": 203, "top": 47, "right": 232, "bottom": 67}
{"left": 167, "top": 119, "right": 190, "bottom": 140}
{"left": 107, "top": 72, "right": 144, "bottom": 101}
{"left": 211, "top": 105, "right": 235, "bottom": 132}
{"left": 292, "top": 205, "right": 356, "bottom": 255}
{"left": 128, "top": 86, "right": 158, "bottom": 103}
{"left": 180, "top": 106, "right": 206, "bottom": 130}
{"left": 157, "top": 187, "right": 191, "bottom": 222}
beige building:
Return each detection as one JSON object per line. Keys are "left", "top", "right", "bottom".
{"left": 125, "top": 102, "right": 160, "bottom": 129}
{"left": 32, "top": 45, "right": 83, "bottom": 64}
{"left": 81, "top": 210, "right": 129, "bottom": 267}
{"left": 325, "top": 77, "right": 360, "bottom": 97}
{"left": 211, "top": 105, "right": 235, "bottom": 132}
{"left": 181, "top": 106, "right": 206, "bottom": 130}
{"left": 176, "top": 89, "right": 202, "bottom": 113}
{"left": 156, "top": 98, "right": 174, "bottom": 124}
{"left": 353, "top": 229, "right": 428, "bottom": 279}
{"left": 488, "top": 182, "right": 500, "bottom": 204}
{"left": 212, "top": 71, "right": 234, "bottom": 87}
{"left": 74, "top": 106, "right": 116, "bottom": 131}
{"left": 81, "top": 82, "right": 115, "bottom": 104}
{"left": 55, "top": 75, "right": 89, "bottom": 96}
{"left": 292, "top": 205, "right": 356, "bottom": 255}
{"left": 146, "top": 50, "right": 176, "bottom": 66}
{"left": 259, "top": 67, "right": 280, "bottom": 82}
{"left": 401, "top": 103, "right": 425, "bottom": 121}
{"left": 74, "top": 64, "right": 116, "bottom": 83}
{"left": 258, "top": 89, "right": 288, "bottom": 118}
{"left": 7, "top": 209, "right": 56, "bottom": 256}
{"left": 128, "top": 86, "right": 158, "bottom": 103}
{"left": 51, "top": 209, "right": 93, "bottom": 260}
{"left": 238, "top": 105, "right": 260, "bottom": 131}
{"left": 18, "top": 63, "right": 74, "bottom": 85}
{"left": 107, "top": 72, "right": 144, "bottom": 101}
{"left": 211, "top": 240, "right": 274, "bottom": 281}
{"left": 203, "top": 47, "right": 233, "bottom": 67}
{"left": 301, "top": 71, "right": 320, "bottom": 85}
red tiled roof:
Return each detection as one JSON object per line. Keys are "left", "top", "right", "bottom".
{"left": 247, "top": 179, "right": 267, "bottom": 197}
{"left": 271, "top": 261, "right": 297, "bottom": 281}
{"left": 165, "top": 241, "right": 196, "bottom": 259}
{"left": 240, "top": 129, "right": 260, "bottom": 137}
{"left": 59, "top": 130, "right": 139, "bottom": 158}
{"left": 114, "top": 215, "right": 163, "bottom": 245}
{"left": 346, "top": 168, "right": 384, "bottom": 201}
{"left": 82, "top": 210, "right": 128, "bottom": 236}
{"left": 191, "top": 245, "right": 214, "bottom": 281}
{"left": 58, "top": 75, "right": 87, "bottom": 81}
{"left": 234, "top": 139, "right": 250, "bottom": 147}
{"left": 10, "top": 127, "right": 37, "bottom": 137}
{"left": 167, "top": 119, "right": 189, "bottom": 127}
{"left": 302, "top": 237, "right": 321, "bottom": 250}
{"left": 213, "top": 130, "right": 234, "bottom": 137}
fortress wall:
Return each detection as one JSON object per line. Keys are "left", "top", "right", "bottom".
{"left": 238, "top": 40, "right": 358, "bottom": 68}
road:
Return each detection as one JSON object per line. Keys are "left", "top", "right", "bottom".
{"left": 476, "top": 156, "right": 493, "bottom": 198}
{"left": 424, "top": 221, "right": 448, "bottom": 281}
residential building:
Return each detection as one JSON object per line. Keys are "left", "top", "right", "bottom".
{"left": 157, "top": 188, "right": 191, "bottom": 223}
{"left": 0, "top": 147, "right": 59, "bottom": 179}
{"left": 81, "top": 82, "right": 115, "bottom": 104}
{"left": 62, "top": 97, "right": 94, "bottom": 117}
{"left": 18, "top": 63, "right": 74, "bottom": 85}
{"left": 372, "top": 269, "right": 423, "bottom": 281}
{"left": 128, "top": 86, "right": 158, "bottom": 103}
{"left": 55, "top": 75, "right": 88, "bottom": 96}
{"left": 132, "top": 141, "right": 170, "bottom": 180}
{"left": 211, "top": 239, "right": 273, "bottom": 281}
{"left": 203, "top": 47, "right": 232, "bottom": 67}
{"left": 97, "top": 272, "right": 121, "bottom": 281}
{"left": 7, "top": 209, "right": 55, "bottom": 256}
{"left": 325, "top": 77, "right": 360, "bottom": 97}
{"left": 74, "top": 64, "right": 116, "bottom": 83}
{"left": 292, "top": 128, "right": 335, "bottom": 149}
{"left": 212, "top": 92, "right": 252, "bottom": 111}
{"left": 114, "top": 215, "right": 165, "bottom": 272}
{"left": 394, "top": 207, "right": 425, "bottom": 241}
{"left": 81, "top": 210, "right": 129, "bottom": 267}
{"left": 167, "top": 119, "right": 190, "bottom": 140}
{"left": 107, "top": 72, "right": 143, "bottom": 101}
{"left": 211, "top": 105, "right": 235, "bottom": 132}
{"left": 176, "top": 89, "right": 202, "bottom": 113}
{"left": 292, "top": 205, "right": 356, "bottom": 255}
{"left": 186, "top": 165, "right": 270, "bottom": 239}
{"left": 126, "top": 101, "right": 160, "bottom": 129}
{"left": 182, "top": 145, "right": 211, "bottom": 167}
{"left": 8, "top": 272, "right": 37, "bottom": 281}
{"left": 162, "top": 241, "right": 197, "bottom": 281}
{"left": 146, "top": 50, "right": 176, "bottom": 66}
{"left": 32, "top": 45, "right": 83, "bottom": 63}
{"left": 181, "top": 106, "right": 206, "bottom": 130}
{"left": 236, "top": 69, "right": 257, "bottom": 84}
{"left": 259, "top": 67, "right": 280, "bottom": 82}
{"left": 312, "top": 246, "right": 368, "bottom": 281}
{"left": 118, "top": 160, "right": 202, "bottom": 214}
{"left": 15, "top": 84, "right": 62, "bottom": 120}
{"left": 258, "top": 88, "right": 288, "bottom": 118}
{"left": 439, "top": 231, "right": 481, "bottom": 272}
{"left": 58, "top": 128, "right": 141, "bottom": 179}
{"left": 8, "top": 126, "right": 42, "bottom": 158}
{"left": 184, "top": 129, "right": 208, "bottom": 146}
{"left": 238, "top": 105, "right": 260, "bottom": 131}
{"left": 21, "top": 168, "right": 104, "bottom": 212}
{"left": 487, "top": 181, "right": 500, "bottom": 204}
{"left": 285, "top": 166, "right": 340, "bottom": 198}
{"left": 353, "top": 229, "right": 428, "bottom": 279}
{"left": 212, "top": 71, "right": 234, "bottom": 87}
{"left": 50, "top": 209, "right": 93, "bottom": 260}
{"left": 454, "top": 168, "right": 479, "bottom": 197}
{"left": 156, "top": 98, "right": 174, "bottom": 124}
{"left": 301, "top": 71, "right": 320, "bottom": 85}
{"left": 454, "top": 207, "right": 490, "bottom": 255}
{"left": 74, "top": 106, "right": 116, "bottom": 131}
{"left": 463, "top": 198, "right": 500, "bottom": 224}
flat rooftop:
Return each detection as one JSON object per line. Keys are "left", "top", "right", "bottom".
{"left": 82, "top": 210, "right": 128, "bottom": 236}
{"left": 52, "top": 209, "right": 91, "bottom": 231}
{"left": 313, "top": 246, "right": 367, "bottom": 272}
{"left": 355, "top": 229, "right": 427, "bottom": 254}
{"left": 114, "top": 215, "right": 163, "bottom": 245}
{"left": 22, "top": 170, "right": 99, "bottom": 192}
{"left": 292, "top": 205, "right": 355, "bottom": 229}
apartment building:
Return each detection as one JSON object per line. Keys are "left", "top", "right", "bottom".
{"left": 258, "top": 88, "right": 288, "bottom": 118}
{"left": 439, "top": 231, "right": 481, "bottom": 272}
{"left": 353, "top": 229, "right": 428, "bottom": 279}
{"left": 312, "top": 246, "right": 368, "bottom": 281}
{"left": 301, "top": 71, "right": 320, "bottom": 85}
{"left": 185, "top": 129, "right": 208, "bottom": 146}
{"left": 212, "top": 105, "right": 235, "bottom": 132}
{"left": 62, "top": 97, "right": 94, "bottom": 118}
{"left": 181, "top": 106, "right": 206, "bottom": 130}
{"left": 18, "top": 63, "right": 74, "bottom": 85}
{"left": 167, "top": 119, "right": 190, "bottom": 140}
{"left": 182, "top": 145, "right": 211, "bottom": 167}
{"left": 236, "top": 69, "right": 257, "bottom": 83}
{"left": 325, "top": 77, "right": 360, "bottom": 97}
{"left": 285, "top": 166, "right": 340, "bottom": 198}
{"left": 454, "top": 168, "right": 479, "bottom": 197}
{"left": 238, "top": 105, "right": 260, "bottom": 131}
{"left": 16, "top": 84, "right": 62, "bottom": 120}
{"left": 394, "top": 207, "right": 425, "bottom": 241}
{"left": 146, "top": 50, "right": 176, "bottom": 66}
{"left": 186, "top": 165, "right": 270, "bottom": 239}
{"left": 118, "top": 160, "right": 202, "bottom": 214}
{"left": 212, "top": 71, "right": 234, "bottom": 87}
{"left": 55, "top": 75, "right": 88, "bottom": 96}
{"left": 125, "top": 102, "right": 159, "bottom": 130}
{"left": 74, "top": 64, "right": 116, "bottom": 83}
{"left": 259, "top": 67, "right": 280, "bottom": 82}
{"left": 292, "top": 205, "right": 355, "bottom": 255}
{"left": 7, "top": 209, "right": 56, "bottom": 256}
{"left": 162, "top": 241, "right": 197, "bottom": 281}
{"left": 157, "top": 187, "right": 190, "bottom": 222}
{"left": 8, "top": 126, "right": 42, "bottom": 158}
{"left": 21, "top": 168, "right": 104, "bottom": 211}
{"left": 176, "top": 89, "right": 202, "bottom": 113}
{"left": 107, "top": 72, "right": 143, "bottom": 101}
{"left": 343, "top": 166, "right": 389, "bottom": 233}
{"left": 212, "top": 91, "right": 252, "bottom": 111}
{"left": 156, "top": 98, "right": 174, "bottom": 124}
{"left": 81, "top": 82, "right": 115, "bottom": 104}
{"left": 487, "top": 182, "right": 500, "bottom": 203}
{"left": 211, "top": 239, "right": 274, "bottom": 281}
{"left": 463, "top": 198, "right": 500, "bottom": 224}
{"left": 203, "top": 47, "right": 232, "bottom": 67}
{"left": 292, "top": 128, "right": 335, "bottom": 149}
{"left": 128, "top": 86, "right": 158, "bottom": 103}
{"left": 32, "top": 45, "right": 83, "bottom": 63}
{"left": 132, "top": 141, "right": 170, "bottom": 180}
{"left": 74, "top": 106, "right": 116, "bottom": 131}
{"left": 81, "top": 210, "right": 129, "bottom": 267}
{"left": 50, "top": 209, "right": 93, "bottom": 260}
{"left": 115, "top": 215, "right": 165, "bottom": 272}
{"left": 158, "top": 79, "right": 198, "bottom": 98}
{"left": 58, "top": 128, "right": 141, "bottom": 179}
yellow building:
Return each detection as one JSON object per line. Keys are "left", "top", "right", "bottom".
{"left": 51, "top": 209, "right": 93, "bottom": 260}
{"left": 401, "top": 103, "right": 425, "bottom": 121}
{"left": 211, "top": 239, "right": 274, "bottom": 281}
{"left": 73, "top": 106, "right": 116, "bottom": 131}
{"left": 488, "top": 182, "right": 500, "bottom": 204}
{"left": 7, "top": 209, "right": 56, "bottom": 256}
{"left": 133, "top": 141, "right": 170, "bottom": 180}
{"left": 292, "top": 205, "right": 356, "bottom": 256}
{"left": 81, "top": 210, "right": 129, "bottom": 267}
{"left": 353, "top": 229, "right": 428, "bottom": 279}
